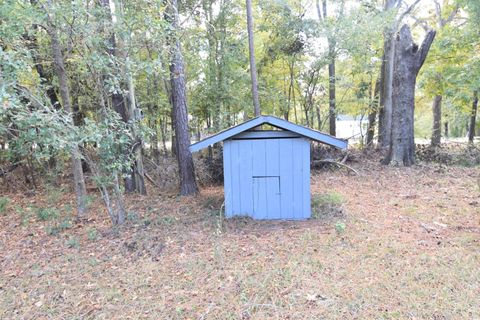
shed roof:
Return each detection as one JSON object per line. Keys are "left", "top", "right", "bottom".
{"left": 190, "top": 115, "right": 348, "bottom": 152}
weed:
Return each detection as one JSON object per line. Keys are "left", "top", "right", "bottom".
{"left": 45, "top": 185, "right": 66, "bottom": 205}
{"left": 127, "top": 211, "right": 139, "bottom": 222}
{"left": 0, "top": 197, "right": 9, "bottom": 215}
{"left": 142, "top": 218, "right": 152, "bottom": 226}
{"left": 311, "top": 192, "right": 345, "bottom": 220}
{"left": 85, "top": 195, "right": 96, "bottom": 208}
{"left": 155, "top": 216, "right": 175, "bottom": 226}
{"left": 36, "top": 207, "right": 60, "bottom": 221}
{"left": 335, "top": 222, "right": 346, "bottom": 234}
{"left": 66, "top": 237, "right": 80, "bottom": 249}
{"left": 87, "top": 228, "right": 99, "bottom": 241}
{"left": 17, "top": 206, "right": 31, "bottom": 226}
{"left": 46, "top": 218, "right": 73, "bottom": 236}
{"left": 202, "top": 195, "right": 223, "bottom": 209}
{"left": 88, "top": 258, "right": 100, "bottom": 266}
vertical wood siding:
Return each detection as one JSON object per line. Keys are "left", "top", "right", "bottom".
{"left": 223, "top": 134, "right": 310, "bottom": 220}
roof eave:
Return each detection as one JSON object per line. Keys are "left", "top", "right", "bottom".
{"left": 189, "top": 115, "right": 348, "bottom": 152}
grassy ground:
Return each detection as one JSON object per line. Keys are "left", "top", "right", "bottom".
{"left": 0, "top": 158, "right": 479, "bottom": 319}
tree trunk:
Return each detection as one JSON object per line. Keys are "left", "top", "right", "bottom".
{"left": 167, "top": 0, "right": 199, "bottom": 196}
{"left": 379, "top": 36, "right": 395, "bottom": 148}
{"left": 126, "top": 68, "right": 146, "bottom": 195}
{"left": 430, "top": 95, "right": 442, "bottom": 146}
{"left": 444, "top": 121, "right": 449, "bottom": 138}
{"left": 49, "top": 24, "right": 88, "bottom": 218}
{"left": 429, "top": 1, "right": 458, "bottom": 147}
{"left": 366, "top": 77, "right": 381, "bottom": 147}
{"left": 384, "top": 25, "right": 436, "bottom": 166}
{"left": 319, "top": 0, "right": 337, "bottom": 136}
{"left": 246, "top": 0, "right": 260, "bottom": 116}
{"left": 468, "top": 90, "right": 478, "bottom": 143}
{"left": 378, "top": 0, "right": 403, "bottom": 149}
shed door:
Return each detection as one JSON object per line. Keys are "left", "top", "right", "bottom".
{"left": 252, "top": 176, "right": 281, "bottom": 219}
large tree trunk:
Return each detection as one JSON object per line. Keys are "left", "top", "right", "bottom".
{"left": 49, "top": 24, "right": 88, "bottom": 218}
{"left": 246, "top": 0, "right": 260, "bottom": 116}
{"left": 378, "top": 0, "right": 406, "bottom": 149}
{"left": 379, "top": 37, "right": 395, "bottom": 148}
{"left": 167, "top": 0, "right": 199, "bottom": 196}
{"left": 384, "top": 25, "right": 436, "bottom": 166}
{"left": 468, "top": 90, "right": 478, "bottom": 143}
{"left": 430, "top": 95, "right": 442, "bottom": 146}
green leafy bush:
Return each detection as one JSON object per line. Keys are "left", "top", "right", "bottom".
{"left": 36, "top": 207, "right": 60, "bottom": 221}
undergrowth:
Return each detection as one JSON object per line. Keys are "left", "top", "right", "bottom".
{"left": 311, "top": 191, "right": 346, "bottom": 220}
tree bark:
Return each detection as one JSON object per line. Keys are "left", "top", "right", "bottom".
{"left": 384, "top": 25, "right": 436, "bottom": 166}
{"left": 246, "top": 0, "right": 260, "bottom": 116}
{"left": 167, "top": 0, "right": 199, "bottom": 196}
{"left": 48, "top": 23, "right": 88, "bottom": 218}
{"left": 126, "top": 62, "right": 146, "bottom": 195}
{"left": 327, "top": 56, "right": 336, "bottom": 136}
{"left": 366, "top": 77, "right": 381, "bottom": 147}
{"left": 430, "top": 95, "right": 442, "bottom": 146}
{"left": 468, "top": 90, "right": 478, "bottom": 143}
{"left": 320, "top": 0, "right": 337, "bottom": 136}
{"left": 379, "top": 36, "right": 395, "bottom": 148}
{"left": 378, "top": 0, "right": 406, "bottom": 149}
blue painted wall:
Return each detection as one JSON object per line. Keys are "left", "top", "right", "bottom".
{"left": 223, "top": 131, "right": 310, "bottom": 220}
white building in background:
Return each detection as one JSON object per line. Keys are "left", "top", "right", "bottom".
{"left": 336, "top": 115, "right": 369, "bottom": 141}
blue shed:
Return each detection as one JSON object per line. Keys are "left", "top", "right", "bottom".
{"left": 190, "top": 115, "right": 347, "bottom": 220}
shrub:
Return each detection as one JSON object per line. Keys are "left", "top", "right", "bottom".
{"left": 36, "top": 207, "right": 60, "bottom": 221}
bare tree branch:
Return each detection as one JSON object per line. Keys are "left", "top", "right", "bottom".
{"left": 411, "top": 14, "right": 429, "bottom": 32}
{"left": 416, "top": 29, "right": 436, "bottom": 70}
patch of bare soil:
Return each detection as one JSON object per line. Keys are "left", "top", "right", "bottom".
{"left": 0, "top": 158, "right": 479, "bottom": 319}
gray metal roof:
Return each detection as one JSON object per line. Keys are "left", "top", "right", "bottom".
{"left": 190, "top": 115, "right": 348, "bottom": 152}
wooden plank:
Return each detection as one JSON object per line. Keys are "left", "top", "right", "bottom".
{"left": 223, "top": 140, "right": 233, "bottom": 218}
{"left": 229, "top": 140, "right": 241, "bottom": 217}
{"left": 292, "top": 139, "right": 302, "bottom": 219}
{"left": 233, "top": 130, "right": 301, "bottom": 139}
{"left": 251, "top": 139, "right": 267, "bottom": 176}
{"left": 278, "top": 139, "right": 293, "bottom": 219}
{"left": 266, "top": 176, "right": 281, "bottom": 219}
{"left": 252, "top": 176, "right": 280, "bottom": 219}
{"left": 265, "top": 138, "right": 280, "bottom": 176}
{"left": 190, "top": 117, "right": 264, "bottom": 152}
{"left": 302, "top": 139, "right": 311, "bottom": 219}
{"left": 238, "top": 140, "right": 253, "bottom": 216}
{"left": 264, "top": 116, "right": 348, "bottom": 149}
